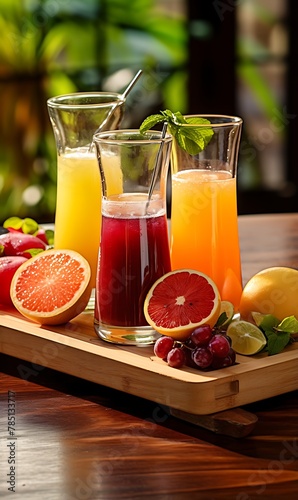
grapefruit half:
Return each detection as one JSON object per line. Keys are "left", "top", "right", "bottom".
{"left": 144, "top": 269, "right": 221, "bottom": 340}
{"left": 10, "top": 249, "right": 91, "bottom": 325}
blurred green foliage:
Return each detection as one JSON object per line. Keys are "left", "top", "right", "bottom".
{"left": 0, "top": 0, "right": 187, "bottom": 223}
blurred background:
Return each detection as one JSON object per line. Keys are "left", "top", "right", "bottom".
{"left": 0, "top": 0, "right": 297, "bottom": 224}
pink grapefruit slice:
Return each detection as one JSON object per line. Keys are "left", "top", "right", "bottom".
{"left": 144, "top": 269, "right": 221, "bottom": 340}
{"left": 10, "top": 249, "right": 91, "bottom": 325}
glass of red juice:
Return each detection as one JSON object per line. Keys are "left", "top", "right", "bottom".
{"left": 93, "top": 129, "right": 172, "bottom": 345}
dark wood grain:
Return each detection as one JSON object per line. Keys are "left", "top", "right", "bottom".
{"left": 1, "top": 214, "right": 298, "bottom": 499}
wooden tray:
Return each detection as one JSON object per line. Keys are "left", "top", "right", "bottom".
{"left": 1, "top": 309, "right": 298, "bottom": 417}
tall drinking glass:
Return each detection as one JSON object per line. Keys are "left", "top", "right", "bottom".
{"left": 93, "top": 130, "right": 172, "bottom": 345}
{"left": 170, "top": 115, "right": 243, "bottom": 309}
{"left": 47, "top": 92, "right": 125, "bottom": 299}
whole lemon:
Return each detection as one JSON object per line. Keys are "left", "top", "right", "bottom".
{"left": 239, "top": 267, "right": 298, "bottom": 322}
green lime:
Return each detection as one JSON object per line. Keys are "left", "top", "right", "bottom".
{"left": 227, "top": 320, "right": 267, "bottom": 355}
{"left": 219, "top": 300, "right": 235, "bottom": 327}
{"left": 251, "top": 311, "right": 266, "bottom": 327}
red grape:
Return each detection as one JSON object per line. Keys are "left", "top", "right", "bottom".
{"left": 211, "top": 346, "right": 236, "bottom": 368}
{"left": 153, "top": 326, "right": 236, "bottom": 372}
{"left": 208, "top": 334, "right": 230, "bottom": 358}
{"left": 154, "top": 336, "right": 175, "bottom": 359}
{"left": 190, "top": 325, "right": 213, "bottom": 347}
{"left": 182, "top": 345, "right": 197, "bottom": 368}
{"left": 167, "top": 347, "right": 186, "bottom": 368}
{"left": 192, "top": 347, "right": 213, "bottom": 369}
{"left": 227, "top": 347, "right": 236, "bottom": 364}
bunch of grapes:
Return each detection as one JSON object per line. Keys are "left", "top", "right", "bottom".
{"left": 153, "top": 325, "right": 236, "bottom": 371}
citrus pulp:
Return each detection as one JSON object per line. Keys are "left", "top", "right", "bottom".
{"left": 10, "top": 249, "right": 91, "bottom": 325}
{"left": 143, "top": 269, "right": 221, "bottom": 340}
{"left": 227, "top": 320, "right": 267, "bottom": 355}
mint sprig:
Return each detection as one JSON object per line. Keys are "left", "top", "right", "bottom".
{"left": 257, "top": 314, "right": 297, "bottom": 355}
{"left": 215, "top": 312, "right": 228, "bottom": 328}
{"left": 266, "top": 331, "right": 291, "bottom": 356}
{"left": 140, "top": 109, "right": 214, "bottom": 155}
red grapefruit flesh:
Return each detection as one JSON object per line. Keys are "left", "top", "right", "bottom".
{"left": 144, "top": 269, "right": 221, "bottom": 340}
{"left": 10, "top": 249, "right": 91, "bottom": 325}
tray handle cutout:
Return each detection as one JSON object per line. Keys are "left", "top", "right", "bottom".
{"left": 215, "top": 379, "right": 239, "bottom": 399}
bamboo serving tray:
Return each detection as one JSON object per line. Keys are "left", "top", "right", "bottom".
{"left": 1, "top": 308, "right": 298, "bottom": 418}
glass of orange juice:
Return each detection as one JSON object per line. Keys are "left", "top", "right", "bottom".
{"left": 170, "top": 115, "right": 243, "bottom": 310}
{"left": 47, "top": 92, "right": 125, "bottom": 304}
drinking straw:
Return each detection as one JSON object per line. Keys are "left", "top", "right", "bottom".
{"left": 92, "top": 69, "right": 143, "bottom": 138}
{"left": 146, "top": 121, "right": 168, "bottom": 213}
{"left": 121, "top": 69, "right": 143, "bottom": 99}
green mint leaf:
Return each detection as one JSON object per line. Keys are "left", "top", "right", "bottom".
{"left": 0, "top": 244, "right": 4, "bottom": 257}
{"left": 176, "top": 127, "right": 205, "bottom": 155}
{"left": 215, "top": 312, "right": 228, "bottom": 327}
{"left": 139, "top": 109, "right": 214, "bottom": 155}
{"left": 186, "top": 117, "right": 214, "bottom": 144}
{"left": 258, "top": 314, "right": 280, "bottom": 332}
{"left": 266, "top": 330, "right": 291, "bottom": 355}
{"left": 277, "top": 315, "right": 298, "bottom": 333}
{"left": 139, "top": 114, "right": 166, "bottom": 134}
{"left": 160, "top": 109, "right": 187, "bottom": 125}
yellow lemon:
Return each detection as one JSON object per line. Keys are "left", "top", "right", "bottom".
{"left": 239, "top": 266, "right": 298, "bottom": 322}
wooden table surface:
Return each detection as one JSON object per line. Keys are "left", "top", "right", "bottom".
{"left": 1, "top": 213, "right": 298, "bottom": 500}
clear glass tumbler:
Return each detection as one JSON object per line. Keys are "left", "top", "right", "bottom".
{"left": 47, "top": 92, "right": 125, "bottom": 303}
{"left": 170, "top": 115, "right": 243, "bottom": 310}
{"left": 93, "top": 130, "right": 172, "bottom": 345}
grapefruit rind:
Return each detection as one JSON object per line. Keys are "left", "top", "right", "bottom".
{"left": 144, "top": 269, "right": 221, "bottom": 341}
{"left": 10, "top": 249, "right": 91, "bottom": 325}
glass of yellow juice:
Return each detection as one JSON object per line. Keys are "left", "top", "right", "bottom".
{"left": 47, "top": 92, "right": 125, "bottom": 303}
{"left": 170, "top": 115, "right": 243, "bottom": 310}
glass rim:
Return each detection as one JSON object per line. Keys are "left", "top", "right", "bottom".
{"left": 181, "top": 114, "right": 243, "bottom": 127}
{"left": 93, "top": 129, "right": 172, "bottom": 145}
{"left": 47, "top": 91, "right": 124, "bottom": 109}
